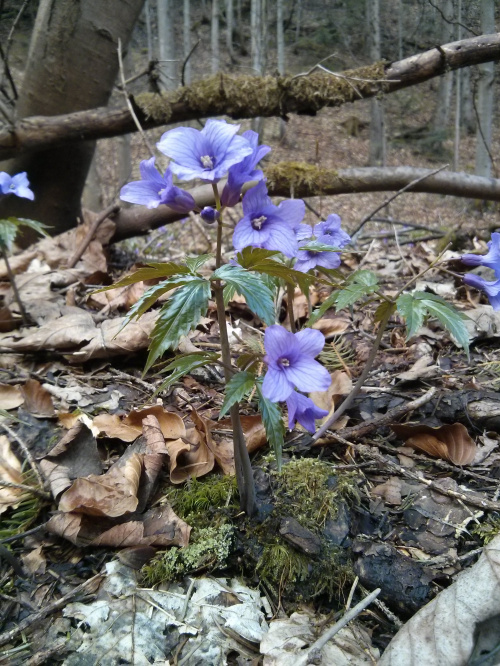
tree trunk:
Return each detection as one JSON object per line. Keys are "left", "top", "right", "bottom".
{"left": 367, "top": 0, "right": 385, "bottom": 166}
{"left": 183, "top": 0, "right": 191, "bottom": 85}
{"left": 475, "top": 0, "right": 495, "bottom": 178}
{"left": 211, "top": 0, "right": 220, "bottom": 75}
{"left": 158, "top": 0, "right": 176, "bottom": 90}
{"left": 432, "top": 0, "right": 454, "bottom": 137}
{"left": 453, "top": 0, "right": 462, "bottom": 172}
{"left": 144, "top": 0, "right": 153, "bottom": 61}
{"left": 226, "top": 0, "right": 235, "bottom": 60}
{"left": 277, "top": 0, "right": 286, "bottom": 139}
{"left": 461, "top": 66, "right": 476, "bottom": 135}
{"left": 0, "top": 0, "right": 144, "bottom": 243}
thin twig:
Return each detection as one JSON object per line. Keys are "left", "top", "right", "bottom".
{"left": 352, "top": 164, "right": 450, "bottom": 237}
{"left": 66, "top": 203, "right": 120, "bottom": 268}
{"left": 286, "top": 283, "right": 296, "bottom": 333}
{"left": 0, "top": 422, "right": 45, "bottom": 490}
{"left": 181, "top": 40, "right": 200, "bottom": 87}
{"left": 0, "top": 479, "right": 50, "bottom": 500}
{"left": 117, "top": 38, "right": 155, "bottom": 157}
{"left": 296, "top": 587, "right": 381, "bottom": 666}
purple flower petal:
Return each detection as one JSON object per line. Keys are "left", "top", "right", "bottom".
{"left": 242, "top": 180, "right": 272, "bottom": 215}
{"left": 462, "top": 233, "right": 500, "bottom": 277}
{"left": 284, "top": 357, "right": 332, "bottom": 393}
{"left": 464, "top": 273, "right": 500, "bottom": 310}
{"left": 295, "top": 328, "right": 327, "bottom": 357}
{"left": 294, "top": 250, "right": 341, "bottom": 273}
{"left": 120, "top": 180, "right": 163, "bottom": 208}
{"left": 276, "top": 199, "right": 306, "bottom": 230}
{"left": 262, "top": 367, "right": 294, "bottom": 402}
{"left": 264, "top": 325, "right": 298, "bottom": 364}
{"left": 0, "top": 172, "right": 34, "bottom": 200}
{"left": 286, "top": 392, "right": 328, "bottom": 432}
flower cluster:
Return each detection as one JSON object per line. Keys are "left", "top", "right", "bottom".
{"left": 0, "top": 172, "right": 34, "bottom": 200}
{"left": 462, "top": 234, "right": 500, "bottom": 310}
{"left": 120, "top": 119, "right": 342, "bottom": 432}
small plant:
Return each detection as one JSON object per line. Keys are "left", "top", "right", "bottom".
{"left": 106, "top": 119, "right": 473, "bottom": 516}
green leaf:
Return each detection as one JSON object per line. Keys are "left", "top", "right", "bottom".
{"left": 374, "top": 300, "right": 396, "bottom": 323}
{"left": 124, "top": 274, "right": 203, "bottom": 326}
{"left": 236, "top": 246, "right": 282, "bottom": 268}
{"left": 397, "top": 291, "right": 470, "bottom": 357}
{"left": 219, "top": 371, "right": 256, "bottom": 418}
{"left": 306, "top": 291, "right": 338, "bottom": 327}
{"left": 236, "top": 247, "right": 315, "bottom": 295}
{"left": 257, "top": 386, "right": 285, "bottom": 471}
{"left": 95, "top": 262, "right": 189, "bottom": 292}
{"left": 153, "top": 351, "right": 219, "bottom": 395}
{"left": 212, "top": 264, "right": 275, "bottom": 325}
{"left": 145, "top": 279, "right": 211, "bottom": 372}
{"left": 335, "top": 270, "right": 379, "bottom": 311}
{"left": 185, "top": 254, "right": 212, "bottom": 274}
{"left": 0, "top": 220, "right": 18, "bottom": 250}
{"left": 298, "top": 241, "right": 341, "bottom": 252}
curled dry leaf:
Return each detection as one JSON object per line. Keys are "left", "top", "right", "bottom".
{"left": 309, "top": 370, "right": 353, "bottom": 427}
{"left": 93, "top": 405, "right": 185, "bottom": 443}
{"left": 312, "top": 314, "right": 350, "bottom": 337}
{"left": 0, "top": 383, "right": 24, "bottom": 410}
{"left": 58, "top": 452, "right": 143, "bottom": 517}
{"left": 216, "top": 415, "right": 268, "bottom": 475}
{"left": 391, "top": 422, "right": 476, "bottom": 466}
{"left": 379, "top": 534, "right": 500, "bottom": 666}
{"left": 165, "top": 428, "right": 214, "bottom": 484}
{"left": 0, "top": 435, "right": 30, "bottom": 513}
{"left": 46, "top": 505, "right": 190, "bottom": 548}
{"left": 20, "top": 378, "right": 55, "bottom": 417}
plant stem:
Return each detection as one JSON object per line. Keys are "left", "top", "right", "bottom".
{"left": 212, "top": 183, "right": 256, "bottom": 515}
{"left": 1, "top": 245, "right": 28, "bottom": 326}
{"left": 286, "top": 282, "right": 296, "bottom": 333}
{"left": 312, "top": 302, "right": 394, "bottom": 441}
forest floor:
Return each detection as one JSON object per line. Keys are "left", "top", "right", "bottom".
{"left": 1, "top": 12, "right": 500, "bottom": 665}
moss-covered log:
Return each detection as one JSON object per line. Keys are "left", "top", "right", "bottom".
{"left": 0, "top": 33, "right": 499, "bottom": 161}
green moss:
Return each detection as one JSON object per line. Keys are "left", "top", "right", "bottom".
{"left": 142, "top": 524, "right": 235, "bottom": 586}
{"left": 162, "top": 475, "right": 238, "bottom": 527}
{"left": 473, "top": 515, "right": 500, "bottom": 545}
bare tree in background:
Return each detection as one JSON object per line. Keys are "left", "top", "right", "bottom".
{"left": 183, "top": 0, "right": 192, "bottom": 85}
{"left": 158, "top": 0, "right": 176, "bottom": 90}
{"left": 432, "top": 0, "right": 454, "bottom": 139}
{"left": 211, "top": 0, "right": 220, "bottom": 74}
{"left": 367, "top": 0, "right": 385, "bottom": 166}
{"left": 226, "top": 0, "right": 235, "bottom": 60}
{"left": 277, "top": 0, "right": 286, "bottom": 139}
{"left": 475, "top": 0, "right": 495, "bottom": 178}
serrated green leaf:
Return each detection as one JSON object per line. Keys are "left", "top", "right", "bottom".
{"left": 335, "top": 270, "right": 379, "bottom": 311}
{"left": 145, "top": 279, "right": 210, "bottom": 372}
{"left": 0, "top": 220, "right": 18, "bottom": 250}
{"left": 153, "top": 351, "right": 219, "bottom": 395}
{"left": 306, "top": 290, "right": 338, "bottom": 327}
{"left": 219, "top": 371, "right": 256, "bottom": 418}
{"left": 123, "top": 274, "right": 203, "bottom": 327}
{"left": 396, "top": 293, "right": 427, "bottom": 338}
{"left": 95, "top": 262, "right": 190, "bottom": 292}
{"left": 298, "top": 241, "right": 341, "bottom": 252}
{"left": 185, "top": 254, "right": 212, "bottom": 274}
{"left": 223, "top": 282, "right": 237, "bottom": 307}
{"left": 8, "top": 217, "right": 51, "bottom": 238}
{"left": 236, "top": 246, "right": 282, "bottom": 267}
{"left": 212, "top": 264, "right": 275, "bottom": 325}
{"left": 257, "top": 386, "right": 285, "bottom": 471}
{"left": 397, "top": 291, "right": 470, "bottom": 357}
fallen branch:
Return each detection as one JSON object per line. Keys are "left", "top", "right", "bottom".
{"left": 111, "top": 165, "right": 500, "bottom": 241}
{"left": 0, "top": 33, "right": 499, "bottom": 160}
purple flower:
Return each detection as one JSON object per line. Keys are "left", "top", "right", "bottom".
{"left": 233, "top": 181, "right": 305, "bottom": 257}
{"left": 157, "top": 119, "right": 253, "bottom": 183}
{"left": 294, "top": 248, "right": 341, "bottom": 273}
{"left": 262, "top": 325, "right": 331, "bottom": 402}
{"left": 286, "top": 391, "right": 328, "bottom": 432}
{"left": 462, "top": 233, "right": 500, "bottom": 277}
{"left": 0, "top": 172, "right": 34, "bottom": 200}
{"left": 463, "top": 273, "right": 500, "bottom": 310}
{"left": 200, "top": 206, "right": 220, "bottom": 224}
{"left": 221, "top": 130, "right": 271, "bottom": 206}
{"left": 120, "top": 158, "right": 196, "bottom": 213}
{"left": 298, "top": 214, "right": 351, "bottom": 249}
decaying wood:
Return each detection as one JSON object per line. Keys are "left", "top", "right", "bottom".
{"left": 0, "top": 33, "right": 498, "bottom": 161}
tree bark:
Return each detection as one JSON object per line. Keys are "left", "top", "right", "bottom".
{"left": 183, "top": 0, "right": 192, "bottom": 85}
{"left": 1, "top": 33, "right": 498, "bottom": 164}
{"left": 0, "top": 0, "right": 145, "bottom": 242}
{"left": 211, "top": 0, "right": 220, "bottom": 75}
{"left": 432, "top": 0, "right": 455, "bottom": 137}
{"left": 475, "top": 0, "right": 496, "bottom": 178}
{"left": 158, "top": 0, "right": 176, "bottom": 90}
{"left": 111, "top": 165, "right": 500, "bottom": 241}
{"left": 367, "top": 0, "right": 385, "bottom": 166}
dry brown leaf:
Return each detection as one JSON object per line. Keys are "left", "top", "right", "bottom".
{"left": 123, "top": 405, "right": 185, "bottom": 441}
{"left": 20, "top": 378, "right": 55, "bottom": 417}
{"left": 309, "top": 370, "right": 353, "bottom": 428}
{"left": 165, "top": 429, "right": 215, "bottom": 484}
{"left": 379, "top": 534, "right": 500, "bottom": 665}
{"left": 92, "top": 413, "right": 142, "bottom": 442}
{"left": 87, "top": 280, "right": 148, "bottom": 312}
{"left": 312, "top": 315, "right": 350, "bottom": 336}
{"left": 0, "top": 383, "right": 24, "bottom": 410}
{"left": 391, "top": 422, "right": 476, "bottom": 466}
{"left": 39, "top": 421, "right": 102, "bottom": 498}
{"left": 217, "top": 414, "right": 268, "bottom": 471}
{"left": 58, "top": 452, "right": 143, "bottom": 517}
{"left": 371, "top": 477, "right": 403, "bottom": 505}
{"left": 0, "top": 435, "right": 30, "bottom": 513}
{"left": 21, "top": 545, "right": 46, "bottom": 575}
{"left": 57, "top": 412, "right": 81, "bottom": 429}
{"left": 46, "top": 505, "right": 190, "bottom": 549}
